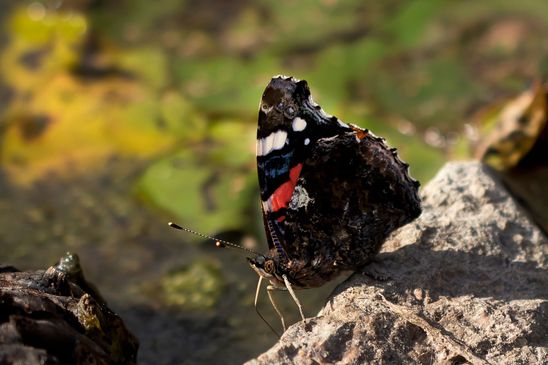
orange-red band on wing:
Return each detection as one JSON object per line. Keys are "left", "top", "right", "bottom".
{"left": 269, "top": 163, "right": 303, "bottom": 213}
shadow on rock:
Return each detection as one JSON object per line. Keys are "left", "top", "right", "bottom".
{"left": 351, "top": 245, "right": 548, "bottom": 302}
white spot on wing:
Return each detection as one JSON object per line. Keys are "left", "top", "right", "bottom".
{"left": 289, "top": 185, "right": 313, "bottom": 210}
{"left": 272, "top": 74, "right": 298, "bottom": 81}
{"left": 261, "top": 200, "right": 271, "bottom": 212}
{"left": 264, "top": 135, "right": 273, "bottom": 154}
{"left": 256, "top": 136, "right": 268, "bottom": 156}
{"left": 260, "top": 104, "right": 273, "bottom": 114}
{"left": 304, "top": 138, "right": 310, "bottom": 145}
{"left": 311, "top": 256, "right": 322, "bottom": 267}
{"left": 257, "top": 130, "right": 288, "bottom": 156}
{"left": 272, "top": 130, "right": 287, "bottom": 150}
{"left": 292, "top": 117, "right": 307, "bottom": 132}
{"left": 319, "top": 108, "right": 332, "bottom": 119}
{"left": 337, "top": 119, "right": 349, "bottom": 128}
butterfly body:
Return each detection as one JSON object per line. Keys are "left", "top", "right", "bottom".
{"left": 249, "top": 76, "right": 421, "bottom": 291}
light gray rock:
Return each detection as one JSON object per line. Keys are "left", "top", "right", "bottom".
{"left": 246, "top": 162, "right": 548, "bottom": 365}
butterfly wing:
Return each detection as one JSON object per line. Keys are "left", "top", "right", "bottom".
{"left": 256, "top": 76, "right": 422, "bottom": 288}
{"left": 256, "top": 76, "right": 349, "bottom": 258}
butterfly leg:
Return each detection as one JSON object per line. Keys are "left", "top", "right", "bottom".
{"left": 266, "top": 285, "right": 286, "bottom": 332}
{"left": 254, "top": 276, "right": 280, "bottom": 337}
{"left": 282, "top": 274, "right": 306, "bottom": 322}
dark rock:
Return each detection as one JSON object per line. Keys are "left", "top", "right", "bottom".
{"left": 247, "top": 162, "right": 548, "bottom": 365}
{"left": 0, "top": 253, "right": 138, "bottom": 365}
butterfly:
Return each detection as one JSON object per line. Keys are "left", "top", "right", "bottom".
{"left": 247, "top": 76, "right": 421, "bottom": 331}
{"left": 171, "top": 76, "right": 421, "bottom": 335}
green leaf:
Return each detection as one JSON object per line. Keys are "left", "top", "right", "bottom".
{"left": 137, "top": 122, "right": 257, "bottom": 236}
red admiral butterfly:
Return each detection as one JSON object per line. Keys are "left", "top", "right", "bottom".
{"left": 171, "top": 76, "right": 421, "bottom": 335}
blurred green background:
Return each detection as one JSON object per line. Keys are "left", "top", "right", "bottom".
{"left": 0, "top": 1, "right": 547, "bottom": 364}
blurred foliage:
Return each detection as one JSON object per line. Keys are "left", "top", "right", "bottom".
{"left": 474, "top": 80, "right": 547, "bottom": 170}
{"left": 0, "top": 7, "right": 202, "bottom": 184}
{"left": 159, "top": 260, "right": 223, "bottom": 310}
{"left": 137, "top": 120, "right": 256, "bottom": 235}
{"left": 2, "top": 0, "right": 548, "bottom": 235}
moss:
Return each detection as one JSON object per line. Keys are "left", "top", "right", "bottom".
{"left": 161, "top": 261, "right": 224, "bottom": 310}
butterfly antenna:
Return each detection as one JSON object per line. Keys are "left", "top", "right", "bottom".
{"left": 168, "top": 222, "right": 262, "bottom": 256}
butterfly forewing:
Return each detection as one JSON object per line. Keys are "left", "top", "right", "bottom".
{"left": 256, "top": 76, "right": 350, "bottom": 257}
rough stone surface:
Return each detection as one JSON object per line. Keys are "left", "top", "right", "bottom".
{"left": 246, "top": 162, "right": 548, "bottom": 365}
{"left": 0, "top": 254, "right": 139, "bottom": 365}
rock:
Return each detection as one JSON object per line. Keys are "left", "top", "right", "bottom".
{"left": 0, "top": 253, "right": 139, "bottom": 365}
{"left": 246, "top": 161, "right": 548, "bottom": 365}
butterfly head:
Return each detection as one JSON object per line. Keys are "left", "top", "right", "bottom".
{"left": 247, "top": 254, "right": 286, "bottom": 287}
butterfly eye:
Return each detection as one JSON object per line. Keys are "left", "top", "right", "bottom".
{"left": 284, "top": 106, "right": 296, "bottom": 118}
{"left": 264, "top": 259, "right": 275, "bottom": 274}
